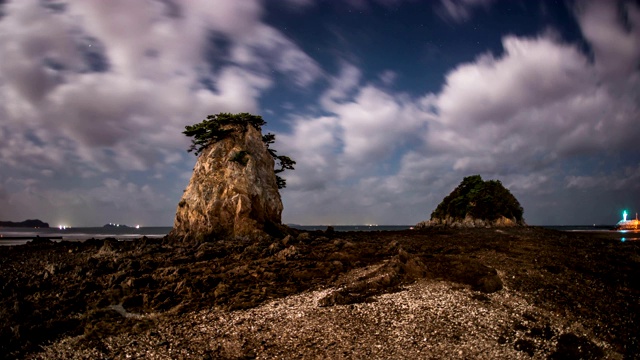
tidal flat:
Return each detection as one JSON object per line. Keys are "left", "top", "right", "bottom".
{"left": 1, "top": 227, "right": 638, "bottom": 359}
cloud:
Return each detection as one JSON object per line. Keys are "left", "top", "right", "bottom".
{"left": 231, "top": 24, "right": 322, "bottom": 87}
{"left": 283, "top": 62, "right": 429, "bottom": 178}
{"left": 378, "top": 70, "right": 397, "bottom": 86}
{"left": 427, "top": 28, "right": 639, "bottom": 171}
{"left": 320, "top": 62, "right": 362, "bottom": 107}
{"left": 281, "top": 1, "right": 640, "bottom": 225}
{"left": 566, "top": 164, "right": 640, "bottom": 191}
{"left": 283, "top": 0, "right": 315, "bottom": 8}
{"left": 437, "top": 0, "right": 496, "bottom": 22}
{"left": 575, "top": 0, "right": 640, "bottom": 80}
{"left": 1, "top": 0, "right": 638, "bottom": 227}
{"left": 329, "top": 85, "right": 429, "bottom": 165}
{"left": 0, "top": 0, "right": 320, "bottom": 224}
{"left": 279, "top": 63, "right": 432, "bottom": 223}
{"left": 277, "top": 115, "right": 341, "bottom": 191}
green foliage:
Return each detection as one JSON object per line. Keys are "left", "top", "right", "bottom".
{"left": 431, "top": 175, "right": 524, "bottom": 222}
{"left": 183, "top": 113, "right": 295, "bottom": 189}
{"left": 230, "top": 150, "right": 250, "bottom": 166}
{"left": 263, "top": 135, "right": 296, "bottom": 189}
{"left": 183, "top": 113, "right": 266, "bottom": 156}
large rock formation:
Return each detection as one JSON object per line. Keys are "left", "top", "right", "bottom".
{"left": 417, "top": 175, "right": 526, "bottom": 228}
{"left": 170, "top": 122, "right": 283, "bottom": 242}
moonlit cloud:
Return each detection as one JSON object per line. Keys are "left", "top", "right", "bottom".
{"left": 0, "top": 0, "right": 320, "bottom": 224}
{"left": 437, "top": 0, "right": 496, "bottom": 22}
{"left": 1, "top": 0, "right": 638, "bottom": 226}
{"left": 280, "top": 0, "right": 640, "bottom": 225}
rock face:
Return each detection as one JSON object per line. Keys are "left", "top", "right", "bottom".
{"left": 419, "top": 214, "right": 522, "bottom": 228}
{"left": 417, "top": 175, "right": 526, "bottom": 228}
{"left": 170, "top": 124, "right": 283, "bottom": 242}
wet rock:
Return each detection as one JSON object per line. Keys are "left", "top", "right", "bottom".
{"left": 543, "top": 265, "right": 564, "bottom": 274}
{"left": 436, "top": 257, "right": 503, "bottom": 293}
{"left": 276, "top": 246, "right": 299, "bottom": 261}
{"left": 297, "top": 232, "right": 311, "bottom": 243}
{"left": 195, "top": 242, "right": 227, "bottom": 261}
{"left": 122, "top": 295, "right": 144, "bottom": 309}
{"left": 268, "top": 241, "right": 283, "bottom": 254}
{"left": 97, "top": 238, "right": 120, "bottom": 256}
{"left": 514, "top": 338, "right": 535, "bottom": 356}
{"left": 281, "top": 235, "right": 295, "bottom": 246}
{"left": 548, "top": 333, "right": 604, "bottom": 360}
{"left": 28, "top": 237, "right": 53, "bottom": 245}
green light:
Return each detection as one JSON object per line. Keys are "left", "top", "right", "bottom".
{"left": 623, "top": 210, "right": 628, "bottom": 221}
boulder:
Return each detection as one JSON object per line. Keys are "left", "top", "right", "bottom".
{"left": 169, "top": 123, "right": 283, "bottom": 242}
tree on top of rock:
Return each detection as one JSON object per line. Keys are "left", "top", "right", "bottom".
{"left": 431, "top": 175, "right": 524, "bottom": 223}
{"left": 183, "top": 113, "right": 295, "bottom": 189}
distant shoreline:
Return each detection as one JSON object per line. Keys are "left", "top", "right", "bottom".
{"left": 0, "top": 219, "right": 49, "bottom": 228}
{"left": 1, "top": 225, "right": 638, "bottom": 246}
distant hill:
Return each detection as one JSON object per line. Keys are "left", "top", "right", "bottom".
{"left": 0, "top": 219, "right": 49, "bottom": 228}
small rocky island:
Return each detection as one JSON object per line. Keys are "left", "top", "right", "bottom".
{"left": 0, "top": 118, "right": 638, "bottom": 359}
{"left": 417, "top": 175, "right": 526, "bottom": 228}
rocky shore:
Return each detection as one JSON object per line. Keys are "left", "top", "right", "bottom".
{"left": 1, "top": 227, "right": 638, "bottom": 359}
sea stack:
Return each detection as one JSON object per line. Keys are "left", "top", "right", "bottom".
{"left": 416, "top": 175, "right": 526, "bottom": 228}
{"left": 169, "top": 114, "right": 284, "bottom": 243}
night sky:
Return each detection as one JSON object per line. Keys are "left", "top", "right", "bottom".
{"left": 0, "top": 0, "right": 639, "bottom": 227}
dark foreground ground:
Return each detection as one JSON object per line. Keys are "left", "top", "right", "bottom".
{"left": 0, "top": 227, "right": 638, "bottom": 359}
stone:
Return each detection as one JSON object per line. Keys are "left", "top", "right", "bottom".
{"left": 514, "top": 339, "right": 535, "bottom": 356}
{"left": 276, "top": 246, "right": 299, "bottom": 260}
{"left": 549, "top": 333, "right": 604, "bottom": 360}
{"left": 297, "top": 232, "right": 311, "bottom": 243}
{"left": 281, "top": 235, "right": 294, "bottom": 246}
{"left": 170, "top": 124, "right": 283, "bottom": 242}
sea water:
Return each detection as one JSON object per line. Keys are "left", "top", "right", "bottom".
{"left": 0, "top": 226, "right": 172, "bottom": 246}
{"left": 1, "top": 225, "right": 637, "bottom": 246}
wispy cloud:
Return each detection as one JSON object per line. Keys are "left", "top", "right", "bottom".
{"left": 280, "top": 0, "right": 640, "bottom": 225}
{"left": 437, "top": 0, "right": 496, "bottom": 22}
{"left": 1, "top": 0, "right": 638, "bottom": 226}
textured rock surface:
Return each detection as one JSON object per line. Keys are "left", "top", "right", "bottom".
{"left": 416, "top": 214, "right": 521, "bottom": 228}
{"left": 170, "top": 124, "right": 282, "bottom": 242}
{"left": 2, "top": 228, "right": 638, "bottom": 359}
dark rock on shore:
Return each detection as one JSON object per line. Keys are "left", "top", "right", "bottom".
{"left": 0, "top": 227, "right": 638, "bottom": 359}
{"left": 549, "top": 333, "right": 604, "bottom": 360}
